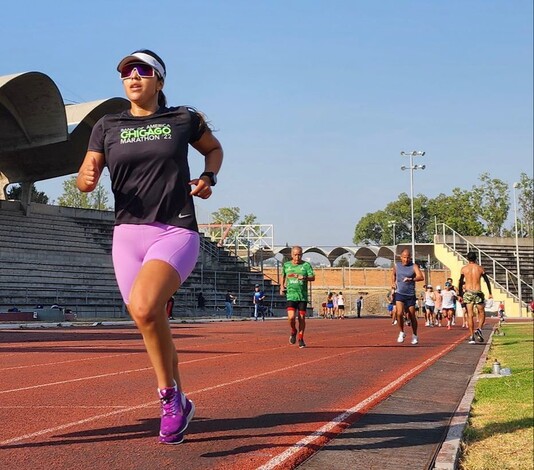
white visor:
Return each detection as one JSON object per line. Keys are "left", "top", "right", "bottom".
{"left": 117, "top": 52, "right": 166, "bottom": 80}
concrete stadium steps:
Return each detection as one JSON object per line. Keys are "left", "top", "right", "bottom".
{"left": 0, "top": 211, "right": 113, "bottom": 254}
{"left": 0, "top": 238, "right": 112, "bottom": 258}
{"left": 0, "top": 268, "right": 118, "bottom": 290}
{"left": 180, "top": 269, "right": 286, "bottom": 310}
{"left": 434, "top": 233, "right": 533, "bottom": 317}
{"left": 448, "top": 240, "right": 534, "bottom": 295}
{"left": 0, "top": 201, "right": 286, "bottom": 319}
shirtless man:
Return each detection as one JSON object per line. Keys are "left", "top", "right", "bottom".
{"left": 458, "top": 252, "right": 493, "bottom": 344}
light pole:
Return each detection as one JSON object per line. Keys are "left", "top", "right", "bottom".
{"left": 513, "top": 182, "right": 522, "bottom": 317}
{"left": 387, "top": 220, "right": 397, "bottom": 245}
{"left": 400, "top": 151, "right": 426, "bottom": 259}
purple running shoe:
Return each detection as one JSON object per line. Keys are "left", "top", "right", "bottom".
{"left": 158, "top": 386, "right": 195, "bottom": 444}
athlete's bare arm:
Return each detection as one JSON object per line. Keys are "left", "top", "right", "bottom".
{"left": 77, "top": 151, "right": 105, "bottom": 192}
{"left": 412, "top": 263, "right": 425, "bottom": 283}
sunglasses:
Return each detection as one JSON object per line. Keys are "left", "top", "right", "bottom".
{"left": 120, "top": 63, "right": 157, "bottom": 79}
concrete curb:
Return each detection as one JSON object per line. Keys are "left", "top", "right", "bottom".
{"left": 432, "top": 330, "right": 495, "bottom": 470}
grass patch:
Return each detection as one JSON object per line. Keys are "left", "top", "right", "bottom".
{"left": 460, "top": 322, "right": 534, "bottom": 470}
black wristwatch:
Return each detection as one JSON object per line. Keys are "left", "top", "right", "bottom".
{"left": 200, "top": 171, "right": 217, "bottom": 186}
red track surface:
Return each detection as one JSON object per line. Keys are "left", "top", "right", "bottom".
{"left": 0, "top": 318, "right": 474, "bottom": 469}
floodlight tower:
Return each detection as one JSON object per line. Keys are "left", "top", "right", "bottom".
{"left": 400, "top": 151, "right": 426, "bottom": 259}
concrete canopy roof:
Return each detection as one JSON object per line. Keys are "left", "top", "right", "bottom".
{"left": 0, "top": 72, "right": 67, "bottom": 152}
{"left": 0, "top": 71, "right": 129, "bottom": 193}
{"left": 268, "top": 244, "right": 435, "bottom": 266}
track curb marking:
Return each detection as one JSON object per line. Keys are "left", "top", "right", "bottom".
{"left": 432, "top": 330, "right": 494, "bottom": 470}
{"left": 256, "top": 339, "right": 462, "bottom": 470}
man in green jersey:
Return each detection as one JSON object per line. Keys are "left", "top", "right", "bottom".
{"left": 281, "top": 246, "right": 315, "bottom": 348}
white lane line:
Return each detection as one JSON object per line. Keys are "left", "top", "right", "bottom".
{"left": 0, "top": 346, "right": 364, "bottom": 446}
{"left": 0, "top": 331, "right": 363, "bottom": 394}
{"left": 0, "top": 367, "right": 152, "bottom": 394}
{"left": 0, "top": 401, "right": 159, "bottom": 446}
{"left": 0, "top": 353, "right": 133, "bottom": 371}
{"left": 0, "top": 351, "right": 237, "bottom": 394}
{"left": 0, "top": 327, "right": 359, "bottom": 374}
{"left": 256, "top": 341, "right": 460, "bottom": 470}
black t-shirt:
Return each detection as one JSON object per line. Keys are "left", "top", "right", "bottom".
{"left": 88, "top": 106, "right": 207, "bottom": 230}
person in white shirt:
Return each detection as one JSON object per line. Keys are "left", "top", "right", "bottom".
{"left": 337, "top": 292, "right": 346, "bottom": 319}
{"left": 441, "top": 282, "right": 457, "bottom": 330}
{"left": 424, "top": 285, "right": 436, "bottom": 327}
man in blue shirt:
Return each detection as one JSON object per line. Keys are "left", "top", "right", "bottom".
{"left": 391, "top": 249, "right": 425, "bottom": 345}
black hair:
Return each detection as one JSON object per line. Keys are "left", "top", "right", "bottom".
{"left": 132, "top": 49, "right": 167, "bottom": 107}
{"left": 467, "top": 251, "right": 477, "bottom": 262}
{"left": 157, "top": 91, "right": 167, "bottom": 107}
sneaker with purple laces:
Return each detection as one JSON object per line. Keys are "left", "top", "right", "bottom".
{"left": 158, "top": 385, "right": 195, "bottom": 444}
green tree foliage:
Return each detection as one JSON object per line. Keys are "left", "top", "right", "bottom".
{"left": 353, "top": 194, "right": 431, "bottom": 245}
{"left": 516, "top": 173, "right": 533, "bottom": 237}
{"left": 211, "top": 207, "right": 240, "bottom": 224}
{"left": 240, "top": 213, "right": 258, "bottom": 225}
{"left": 335, "top": 257, "right": 350, "bottom": 267}
{"left": 352, "top": 172, "right": 526, "bottom": 244}
{"left": 471, "top": 173, "right": 510, "bottom": 236}
{"left": 57, "top": 176, "right": 112, "bottom": 210}
{"left": 383, "top": 193, "right": 431, "bottom": 244}
{"left": 6, "top": 183, "right": 49, "bottom": 204}
{"left": 207, "top": 207, "right": 240, "bottom": 242}
{"left": 427, "top": 189, "right": 484, "bottom": 237}
{"left": 208, "top": 208, "right": 261, "bottom": 245}
{"left": 90, "top": 183, "right": 112, "bottom": 210}
{"left": 353, "top": 210, "right": 388, "bottom": 245}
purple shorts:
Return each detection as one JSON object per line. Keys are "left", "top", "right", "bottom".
{"left": 112, "top": 222, "right": 200, "bottom": 304}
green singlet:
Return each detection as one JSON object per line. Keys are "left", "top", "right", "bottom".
{"left": 282, "top": 261, "right": 314, "bottom": 301}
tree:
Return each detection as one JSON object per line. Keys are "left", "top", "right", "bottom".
{"left": 206, "top": 208, "right": 262, "bottom": 247}
{"left": 57, "top": 176, "right": 112, "bottom": 210}
{"left": 211, "top": 207, "right": 240, "bottom": 225}
{"left": 383, "top": 193, "right": 431, "bottom": 244}
{"left": 90, "top": 183, "right": 112, "bottom": 210}
{"left": 353, "top": 210, "right": 388, "bottom": 245}
{"left": 471, "top": 173, "right": 510, "bottom": 236}
{"left": 353, "top": 171, "right": 524, "bottom": 244}
{"left": 516, "top": 172, "right": 533, "bottom": 237}
{"left": 353, "top": 193, "right": 431, "bottom": 245}
{"left": 335, "top": 257, "right": 350, "bottom": 267}
{"left": 427, "top": 189, "right": 484, "bottom": 237}
{"left": 6, "top": 183, "right": 49, "bottom": 204}
{"left": 240, "top": 213, "right": 258, "bottom": 225}
{"left": 207, "top": 207, "right": 241, "bottom": 244}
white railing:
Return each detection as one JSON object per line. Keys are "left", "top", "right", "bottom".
{"left": 435, "top": 223, "right": 532, "bottom": 307}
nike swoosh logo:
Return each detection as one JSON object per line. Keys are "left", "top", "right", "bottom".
{"left": 178, "top": 213, "right": 191, "bottom": 219}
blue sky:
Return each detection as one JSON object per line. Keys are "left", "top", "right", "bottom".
{"left": 2, "top": 0, "right": 532, "bottom": 246}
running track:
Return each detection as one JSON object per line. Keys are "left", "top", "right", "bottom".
{"left": 0, "top": 318, "right": 474, "bottom": 469}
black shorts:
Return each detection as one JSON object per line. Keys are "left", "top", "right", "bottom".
{"left": 338, "top": 305, "right": 345, "bottom": 310}
{"left": 394, "top": 293, "right": 417, "bottom": 308}
{"left": 287, "top": 300, "right": 307, "bottom": 311}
